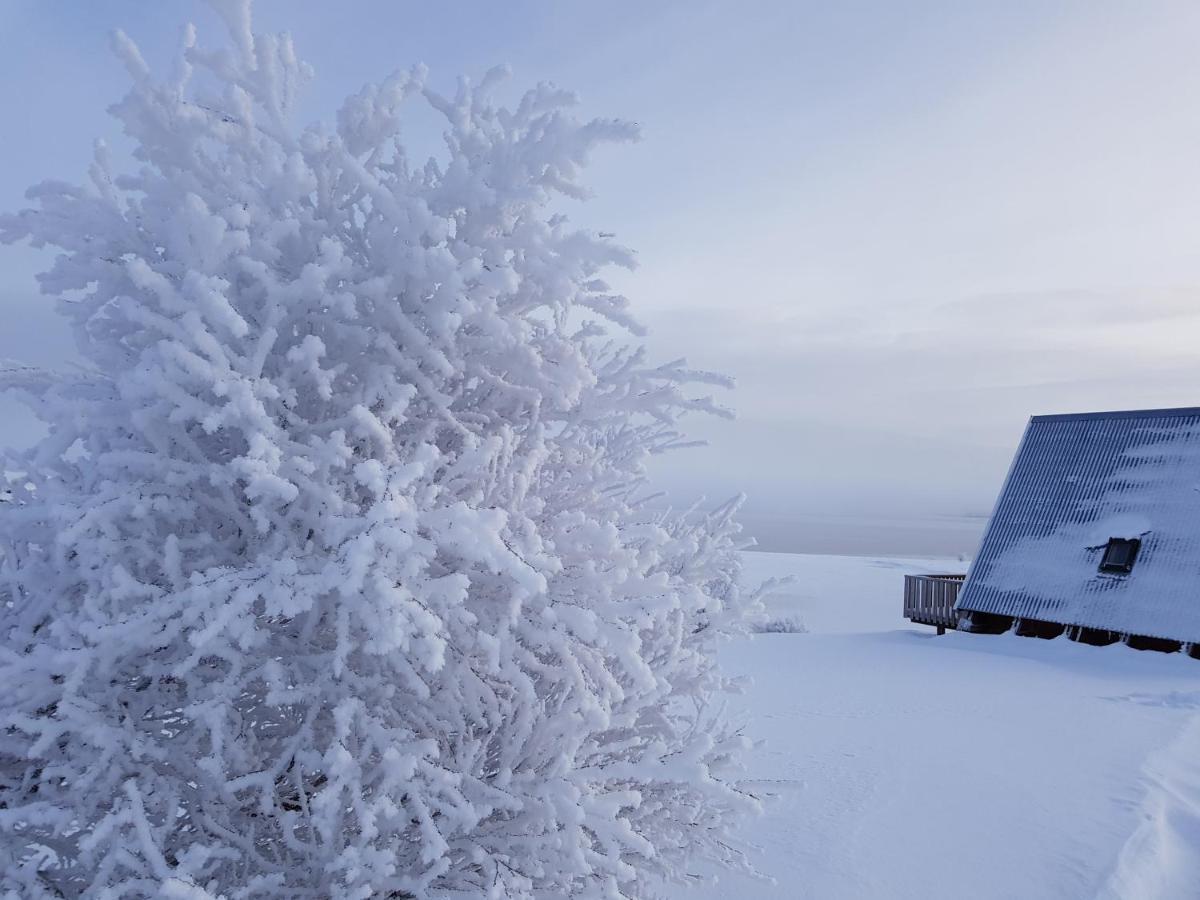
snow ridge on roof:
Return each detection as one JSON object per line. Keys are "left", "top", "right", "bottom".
{"left": 1031, "top": 406, "right": 1200, "bottom": 424}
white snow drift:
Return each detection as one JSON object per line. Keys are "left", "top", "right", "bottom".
{"left": 677, "top": 552, "right": 1200, "bottom": 900}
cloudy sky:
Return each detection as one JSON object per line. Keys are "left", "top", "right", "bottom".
{"left": 3, "top": 1, "right": 1200, "bottom": 553}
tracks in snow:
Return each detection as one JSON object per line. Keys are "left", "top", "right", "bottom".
{"left": 1097, "top": 709, "right": 1200, "bottom": 900}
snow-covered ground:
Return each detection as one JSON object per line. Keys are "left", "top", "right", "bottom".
{"left": 676, "top": 552, "right": 1200, "bottom": 900}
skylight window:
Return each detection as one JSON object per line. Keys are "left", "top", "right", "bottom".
{"left": 1099, "top": 537, "right": 1140, "bottom": 574}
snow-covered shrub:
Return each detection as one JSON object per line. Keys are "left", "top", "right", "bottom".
{"left": 0, "top": 3, "right": 762, "bottom": 897}
{"left": 755, "top": 615, "right": 808, "bottom": 634}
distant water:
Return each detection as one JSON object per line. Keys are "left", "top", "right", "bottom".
{"left": 739, "top": 511, "right": 986, "bottom": 559}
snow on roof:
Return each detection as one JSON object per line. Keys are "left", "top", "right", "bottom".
{"left": 957, "top": 406, "right": 1200, "bottom": 643}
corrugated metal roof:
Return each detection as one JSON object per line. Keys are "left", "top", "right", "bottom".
{"left": 957, "top": 406, "right": 1200, "bottom": 643}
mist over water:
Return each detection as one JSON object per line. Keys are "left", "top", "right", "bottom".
{"left": 740, "top": 511, "right": 984, "bottom": 559}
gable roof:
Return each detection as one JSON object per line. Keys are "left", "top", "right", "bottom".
{"left": 956, "top": 406, "right": 1200, "bottom": 643}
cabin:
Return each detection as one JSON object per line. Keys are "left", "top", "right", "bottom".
{"left": 905, "top": 406, "right": 1200, "bottom": 653}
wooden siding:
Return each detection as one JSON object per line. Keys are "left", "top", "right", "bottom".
{"left": 903, "top": 574, "right": 965, "bottom": 630}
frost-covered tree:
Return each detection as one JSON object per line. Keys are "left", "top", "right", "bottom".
{"left": 0, "top": 3, "right": 763, "bottom": 897}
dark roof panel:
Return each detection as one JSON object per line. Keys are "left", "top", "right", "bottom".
{"left": 957, "top": 406, "right": 1200, "bottom": 642}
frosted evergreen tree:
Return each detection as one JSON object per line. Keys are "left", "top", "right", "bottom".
{"left": 0, "top": 3, "right": 763, "bottom": 897}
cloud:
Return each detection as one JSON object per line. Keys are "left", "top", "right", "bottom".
{"left": 639, "top": 285, "right": 1200, "bottom": 535}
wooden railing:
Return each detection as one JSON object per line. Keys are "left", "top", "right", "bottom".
{"left": 903, "top": 574, "right": 966, "bottom": 632}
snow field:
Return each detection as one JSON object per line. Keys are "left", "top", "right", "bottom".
{"left": 674, "top": 552, "right": 1200, "bottom": 900}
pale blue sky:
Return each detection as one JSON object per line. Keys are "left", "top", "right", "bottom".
{"left": 4, "top": 2, "right": 1200, "bottom": 552}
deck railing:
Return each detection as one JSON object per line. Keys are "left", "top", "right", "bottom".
{"left": 903, "top": 574, "right": 966, "bottom": 632}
